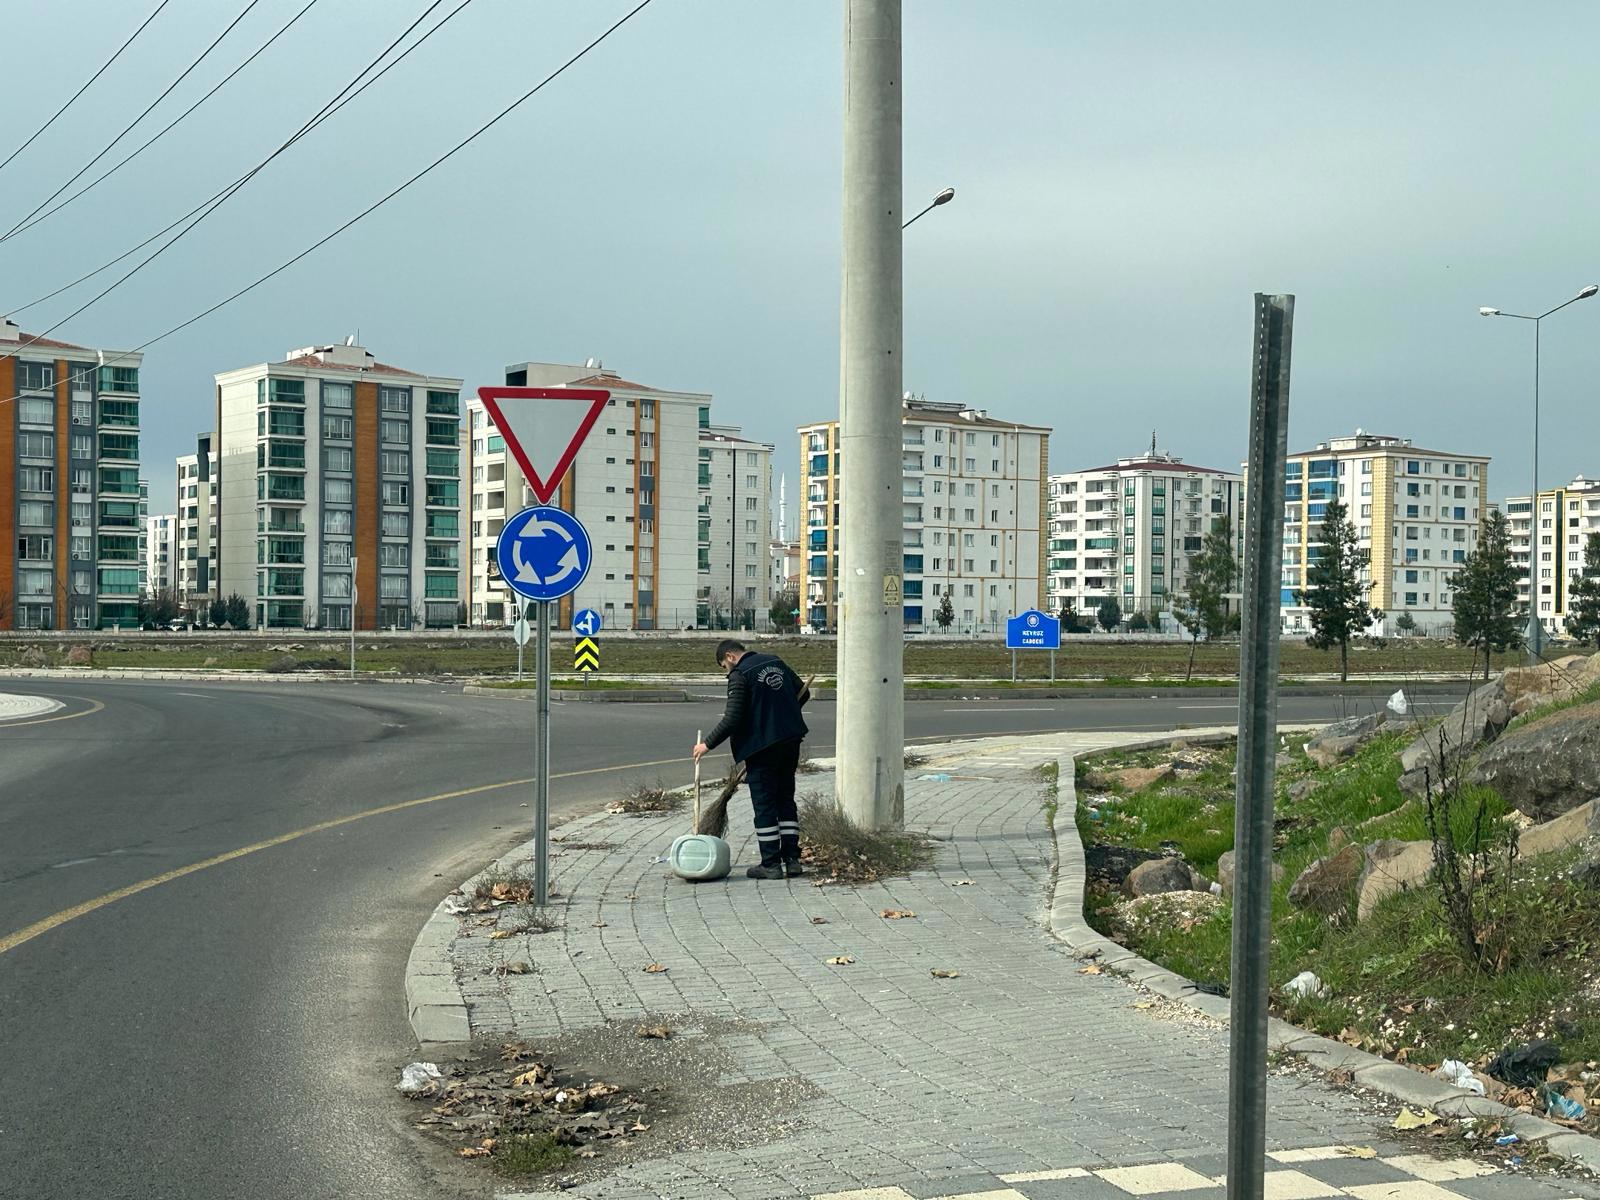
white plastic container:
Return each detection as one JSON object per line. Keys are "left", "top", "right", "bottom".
{"left": 669, "top": 834, "right": 731, "bottom": 882}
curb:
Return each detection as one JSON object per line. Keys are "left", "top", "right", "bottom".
{"left": 0, "top": 667, "right": 436, "bottom": 684}
{"left": 461, "top": 684, "right": 689, "bottom": 703}
{"left": 404, "top": 893, "right": 472, "bottom": 1046}
{"left": 808, "top": 682, "right": 1472, "bottom": 702}
{"left": 1043, "top": 733, "right": 1600, "bottom": 1172}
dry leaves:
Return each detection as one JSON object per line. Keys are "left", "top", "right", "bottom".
{"left": 880, "top": 909, "right": 917, "bottom": 920}
{"left": 642, "top": 963, "right": 668, "bottom": 974}
{"left": 489, "top": 930, "right": 515, "bottom": 940}
{"left": 809, "top": 916, "right": 829, "bottom": 925}
{"left": 636, "top": 1026, "right": 672, "bottom": 1040}
{"left": 1132, "top": 1000, "right": 1155, "bottom": 1010}
{"left": 1079, "top": 964, "right": 1104, "bottom": 976}
{"left": 1392, "top": 1108, "right": 1439, "bottom": 1130}
{"left": 825, "top": 955, "right": 856, "bottom": 966}
{"left": 1338, "top": 1146, "right": 1377, "bottom": 1159}
{"left": 591, "top": 920, "right": 607, "bottom": 928}
{"left": 950, "top": 879, "right": 973, "bottom": 886}
{"left": 512, "top": 1068, "right": 544, "bottom": 1088}
{"left": 497, "top": 961, "right": 532, "bottom": 976}
{"left": 930, "top": 969, "right": 960, "bottom": 979}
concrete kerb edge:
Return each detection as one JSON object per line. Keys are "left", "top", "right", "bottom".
{"left": 461, "top": 684, "right": 690, "bottom": 703}
{"left": 1042, "top": 730, "right": 1600, "bottom": 1173}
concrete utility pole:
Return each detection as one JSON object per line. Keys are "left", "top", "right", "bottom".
{"left": 836, "top": 0, "right": 904, "bottom": 830}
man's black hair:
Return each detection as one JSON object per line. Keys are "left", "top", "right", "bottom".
{"left": 714, "top": 639, "right": 746, "bottom": 664}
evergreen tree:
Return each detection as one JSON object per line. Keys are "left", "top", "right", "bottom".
{"left": 224, "top": 593, "right": 252, "bottom": 630}
{"left": 1450, "top": 509, "right": 1522, "bottom": 679}
{"left": 935, "top": 591, "right": 956, "bottom": 632}
{"left": 208, "top": 597, "right": 228, "bottom": 629}
{"left": 1564, "top": 531, "right": 1600, "bottom": 649}
{"left": 1298, "top": 498, "right": 1381, "bottom": 682}
{"left": 1096, "top": 595, "right": 1122, "bottom": 632}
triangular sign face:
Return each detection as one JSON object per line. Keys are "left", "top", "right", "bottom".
{"left": 477, "top": 387, "right": 611, "bottom": 504}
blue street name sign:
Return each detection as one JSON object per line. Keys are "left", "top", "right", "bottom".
{"left": 1006, "top": 608, "right": 1062, "bottom": 650}
{"left": 496, "top": 506, "right": 592, "bottom": 603}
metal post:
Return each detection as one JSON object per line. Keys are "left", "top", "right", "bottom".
{"left": 837, "top": 0, "right": 904, "bottom": 830}
{"left": 1011, "top": 650, "right": 1016, "bottom": 683}
{"left": 1050, "top": 648, "right": 1056, "bottom": 682}
{"left": 1227, "top": 294, "right": 1293, "bottom": 1200}
{"left": 349, "top": 556, "right": 358, "bottom": 680}
{"left": 534, "top": 600, "right": 552, "bottom": 906}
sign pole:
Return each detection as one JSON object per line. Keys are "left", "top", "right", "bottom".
{"left": 350, "top": 556, "right": 359, "bottom": 680}
{"left": 535, "top": 599, "right": 552, "bottom": 907}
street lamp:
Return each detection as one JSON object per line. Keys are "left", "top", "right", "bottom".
{"left": 1479, "top": 284, "right": 1599, "bottom": 661}
{"left": 902, "top": 185, "right": 954, "bottom": 230}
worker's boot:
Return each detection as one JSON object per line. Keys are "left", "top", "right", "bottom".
{"left": 746, "top": 863, "right": 785, "bottom": 880}
{"left": 783, "top": 859, "right": 805, "bottom": 878}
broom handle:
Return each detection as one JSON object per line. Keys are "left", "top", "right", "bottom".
{"left": 693, "top": 728, "right": 702, "bottom": 830}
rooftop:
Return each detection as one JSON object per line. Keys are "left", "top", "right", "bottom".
{"left": 0, "top": 318, "right": 90, "bottom": 352}
{"left": 1289, "top": 431, "right": 1490, "bottom": 461}
{"left": 1066, "top": 454, "right": 1236, "bottom": 477}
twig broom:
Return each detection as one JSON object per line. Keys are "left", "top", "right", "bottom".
{"left": 695, "top": 676, "right": 812, "bottom": 838}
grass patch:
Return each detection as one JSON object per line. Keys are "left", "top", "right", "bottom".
{"left": 1075, "top": 728, "right": 1600, "bottom": 1089}
{"left": 609, "top": 780, "right": 682, "bottom": 815}
{"left": 492, "top": 1131, "right": 575, "bottom": 1177}
{"left": 474, "top": 864, "right": 537, "bottom": 905}
{"left": 903, "top": 749, "right": 929, "bottom": 770}
{"left": 798, "top": 793, "right": 935, "bottom": 883}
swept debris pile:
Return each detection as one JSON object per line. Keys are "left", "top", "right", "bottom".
{"left": 401, "top": 1041, "right": 654, "bottom": 1179}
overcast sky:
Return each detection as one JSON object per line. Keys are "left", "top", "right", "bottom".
{"left": 4, "top": 1, "right": 1596, "bottom": 518}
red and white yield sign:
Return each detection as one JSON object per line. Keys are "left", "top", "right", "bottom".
{"left": 477, "top": 387, "right": 611, "bottom": 504}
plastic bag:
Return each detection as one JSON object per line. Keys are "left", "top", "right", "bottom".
{"left": 397, "top": 1061, "right": 445, "bottom": 1094}
{"left": 1432, "top": 1059, "right": 1485, "bottom": 1095}
{"left": 1283, "top": 971, "right": 1329, "bottom": 1000}
{"left": 1544, "top": 1088, "right": 1586, "bottom": 1121}
{"left": 1486, "top": 1039, "right": 1561, "bottom": 1087}
{"left": 1387, "top": 689, "right": 1409, "bottom": 716}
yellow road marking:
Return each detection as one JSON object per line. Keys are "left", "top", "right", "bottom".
{"left": 0, "top": 696, "right": 105, "bottom": 728}
{"left": 0, "top": 753, "right": 690, "bottom": 956}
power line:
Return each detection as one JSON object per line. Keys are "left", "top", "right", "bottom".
{"left": 0, "top": 0, "right": 174, "bottom": 177}
{"left": 0, "top": 0, "right": 656, "bottom": 410}
{"left": 3, "top": 0, "right": 464, "bottom": 335}
{"left": 2, "top": 0, "right": 266, "bottom": 242}
{"left": 1, "top": 0, "right": 323, "bottom": 246}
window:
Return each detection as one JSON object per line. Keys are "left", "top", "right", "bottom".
{"left": 19, "top": 569, "right": 53, "bottom": 596}
{"left": 380, "top": 544, "right": 410, "bottom": 568}
{"left": 425, "top": 480, "right": 459, "bottom": 507}
{"left": 98, "top": 365, "right": 139, "bottom": 393}
{"left": 324, "top": 478, "right": 353, "bottom": 504}
{"left": 326, "top": 447, "right": 353, "bottom": 473}
{"left": 425, "top": 418, "right": 457, "bottom": 446}
{"left": 381, "top": 481, "right": 409, "bottom": 506}
{"left": 19, "top": 431, "right": 53, "bottom": 458}
{"left": 19, "top": 466, "right": 53, "bottom": 492}
{"left": 18, "top": 361, "right": 54, "bottom": 391}
{"left": 19, "top": 397, "right": 52, "bottom": 424}
{"left": 380, "top": 386, "right": 411, "bottom": 412}
{"left": 321, "top": 381, "right": 353, "bottom": 409}
{"left": 99, "top": 467, "right": 137, "bottom": 493}
{"left": 424, "top": 574, "right": 458, "bottom": 599}
{"left": 323, "top": 574, "right": 352, "bottom": 599}
{"left": 322, "top": 415, "right": 352, "bottom": 440}
{"left": 427, "top": 512, "right": 458, "bottom": 539}
{"left": 379, "top": 574, "right": 408, "bottom": 599}
{"left": 426, "top": 449, "right": 457, "bottom": 476}
{"left": 381, "top": 512, "right": 409, "bottom": 538}
{"left": 98, "top": 398, "right": 138, "bottom": 427}
{"left": 381, "top": 419, "right": 410, "bottom": 445}
{"left": 323, "top": 541, "right": 352, "bottom": 566}
{"left": 381, "top": 451, "right": 410, "bottom": 476}
{"left": 18, "top": 535, "right": 52, "bottom": 561}
{"left": 323, "top": 509, "right": 353, "bottom": 535}
{"left": 426, "top": 390, "right": 459, "bottom": 415}
{"left": 70, "top": 433, "right": 91, "bottom": 457}
{"left": 20, "top": 500, "right": 54, "bottom": 526}
{"left": 98, "top": 567, "right": 140, "bottom": 593}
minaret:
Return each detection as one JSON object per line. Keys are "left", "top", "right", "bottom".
{"left": 778, "top": 474, "right": 788, "bottom": 541}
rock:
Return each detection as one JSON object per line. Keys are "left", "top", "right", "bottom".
{"left": 1216, "top": 850, "right": 1285, "bottom": 899}
{"left": 1358, "top": 801, "right": 1413, "bottom": 832}
{"left": 1466, "top": 701, "right": 1600, "bottom": 821}
{"left": 1327, "top": 826, "right": 1352, "bottom": 852}
{"left": 1500, "top": 654, "right": 1600, "bottom": 716}
{"left": 1286, "top": 778, "right": 1318, "bottom": 803}
{"left": 1305, "top": 712, "right": 1387, "bottom": 767}
{"left": 1108, "top": 890, "right": 1224, "bottom": 940}
{"left": 1105, "top": 763, "right": 1175, "bottom": 792}
{"left": 1169, "top": 738, "right": 1189, "bottom": 751}
{"left": 1517, "top": 799, "right": 1600, "bottom": 858}
{"left": 1287, "top": 843, "right": 1363, "bottom": 916}
{"left": 1356, "top": 839, "right": 1436, "bottom": 920}
{"left": 1125, "top": 857, "right": 1202, "bottom": 898}
{"left": 1569, "top": 848, "right": 1600, "bottom": 890}
{"left": 1275, "top": 751, "right": 1294, "bottom": 770}
{"left": 1398, "top": 678, "right": 1511, "bottom": 795}
{"left": 64, "top": 645, "right": 92, "bottom": 666}
{"left": 18, "top": 646, "right": 48, "bottom": 668}
{"left": 263, "top": 653, "right": 300, "bottom": 674}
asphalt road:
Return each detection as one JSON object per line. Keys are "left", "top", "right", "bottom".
{"left": 0, "top": 679, "right": 1446, "bottom": 1199}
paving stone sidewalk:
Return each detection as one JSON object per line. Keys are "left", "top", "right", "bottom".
{"left": 443, "top": 731, "right": 1599, "bottom": 1200}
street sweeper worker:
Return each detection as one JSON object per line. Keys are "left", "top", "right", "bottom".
{"left": 692, "top": 639, "right": 809, "bottom": 880}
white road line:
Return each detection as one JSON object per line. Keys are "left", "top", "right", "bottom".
{"left": 942, "top": 707, "right": 1055, "bottom": 713}
{"left": 1177, "top": 703, "right": 1239, "bottom": 709}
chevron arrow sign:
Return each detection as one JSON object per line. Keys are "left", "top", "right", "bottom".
{"left": 574, "top": 636, "right": 600, "bottom": 674}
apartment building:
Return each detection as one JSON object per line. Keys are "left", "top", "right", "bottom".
{"left": 175, "top": 439, "right": 217, "bottom": 610}
{"left": 138, "top": 480, "right": 151, "bottom": 594}
{"left": 798, "top": 397, "right": 1050, "bottom": 634}
{"left": 214, "top": 340, "right": 464, "bottom": 630}
{"left": 0, "top": 318, "right": 144, "bottom": 630}
{"left": 1047, "top": 451, "right": 1243, "bottom": 624}
{"left": 466, "top": 361, "right": 702, "bottom": 630}
{"left": 1504, "top": 475, "right": 1600, "bottom": 637}
{"left": 1275, "top": 432, "right": 1489, "bottom": 637}
{"left": 145, "top": 513, "right": 177, "bottom": 596}
{"left": 699, "top": 424, "right": 773, "bottom": 629}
